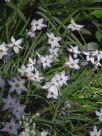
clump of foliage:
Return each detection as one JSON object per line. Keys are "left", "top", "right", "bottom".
{"left": 0, "top": 0, "right": 102, "bottom": 136}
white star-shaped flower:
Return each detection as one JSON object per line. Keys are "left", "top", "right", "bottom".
{"left": 1, "top": 119, "right": 19, "bottom": 135}
{"left": 83, "top": 51, "right": 98, "bottom": 64}
{"left": 65, "top": 55, "right": 80, "bottom": 69}
{"left": 27, "top": 57, "right": 36, "bottom": 72}
{"left": 29, "top": 71, "right": 44, "bottom": 82}
{"left": 42, "top": 71, "right": 69, "bottom": 99}
{"left": 49, "top": 47, "right": 59, "bottom": 60}
{"left": 42, "top": 82, "right": 60, "bottom": 99}
{"left": 67, "top": 18, "right": 84, "bottom": 31}
{"left": 31, "top": 18, "right": 47, "bottom": 31}
{"left": 47, "top": 33, "right": 62, "bottom": 48}
{"left": 47, "top": 85, "right": 59, "bottom": 99}
{"left": 8, "top": 36, "right": 23, "bottom": 54}
{"left": 96, "top": 107, "right": 102, "bottom": 122}
{"left": 37, "top": 53, "right": 52, "bottom": 69}
{"left": 8, "top": 77, "right": 27, "bottom": 95}
{"left": 18, "top": 65, "right": 32, "bottom": 77}
{"left": 0, "top": 43, "right": 8, "bottom": 59}
{"left": 27, "top": 30, "right": 36, "bottom": 38}
{"left": 51, "top": 71, "right": 70, "bottom": 87}
{"left": 41, "top": 130, "right": 48, "bottom": 136}
{"left": 67, "top": 45, "right": 81, "bottom": 58}
{"left": 89, "top": 125, "right": 101, "bottom": 136}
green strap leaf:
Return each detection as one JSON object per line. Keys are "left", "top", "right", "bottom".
{"left": 7, "top": 3, "right": 27, "bottom": 23}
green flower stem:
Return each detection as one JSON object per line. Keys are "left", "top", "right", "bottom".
{"left": 79, "top": 31, "right": 87, "bottom": 47}
{"left": 52, "top": 92, "right": 61, "bottom": 123}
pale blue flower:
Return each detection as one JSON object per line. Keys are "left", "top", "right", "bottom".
{"left": 2, "top": 95, "right": 17, "bottom": 111}
{"left": 1, "top": 119, "right": 19, "bottom": 135}
{"left": 12, "top": 102, "right": 26, "bottom": 120}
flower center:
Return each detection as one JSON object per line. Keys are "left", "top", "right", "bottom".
{"left": 35, "top": 23, "right": 39, "bottom": 26}
{"left": 56, "top": 80, "right": 59, "bottom": 82}
{"left": 51, "top": 92, "right": 54, "bottom": 95}
{"left": 33, "top": 64, "right": 35, "bottom": 67}
{"left": 70, "top": 63, "right": 74, "bottom": 66}
{"left": 9, "top": 103, "right": 13, "bottom": 106}
{"left": 9, "top": 125, "right": 13, "bottom": 129}
{"left": 16, "top": 109, "right": 19, "bottom": 113}
{"left": 51, "top": 39, "right": 54, "bottom": 41}
{"left": 15, "top": 83, "right": 20, "bottom": 87}
{"left": 45, "top": 60, "right": 47, "bottom": 63}
{"left": 60, "top": 78, "right": 62, "bottom": 81}
{"left": 13, "top": 44, "right": 17, "bottom": 47}
{"left": 34, "top": 77, "right": 37, "bottom": 80}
